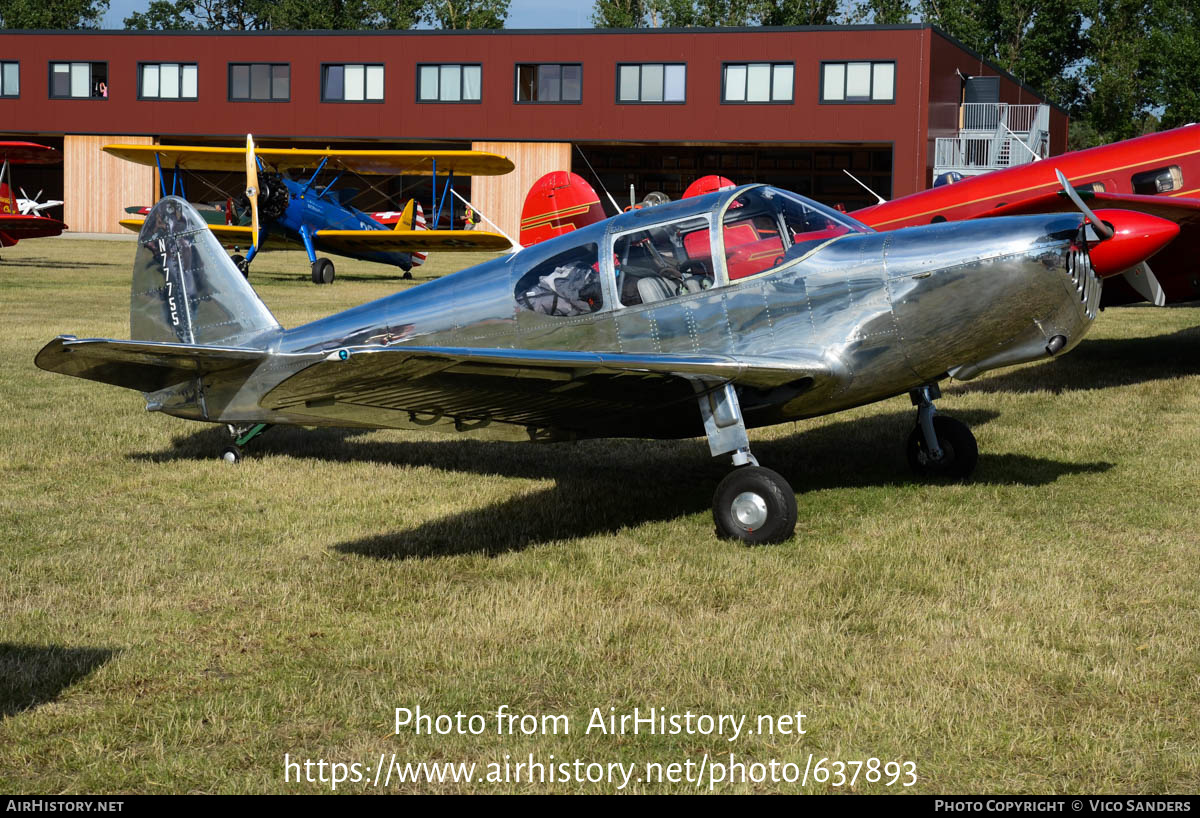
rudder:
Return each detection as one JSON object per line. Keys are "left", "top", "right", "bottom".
{"left": 132, "top": 196, "right": 280, "bottom": 347}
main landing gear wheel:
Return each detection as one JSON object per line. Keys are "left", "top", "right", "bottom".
{"left": 231, "top": 254, "right": 249, "bottom": 278}
{"left": 311, "top": 258, "right": 335, "bottom": 285}
{"left": 906, "top": 415, "right": 978, "bottom": 481}
{"left": 713, "top": 466, "right": 798, "bottom": 545}
{"left": 220, "top": 445, "right": 242, "bottom": 464}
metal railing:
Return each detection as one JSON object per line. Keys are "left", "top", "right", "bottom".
{"left": 960, "top": 103, "right": 1045, "bottom": 134}
{"left": 934, "top": 103, "right": 1051, "bottom": 178}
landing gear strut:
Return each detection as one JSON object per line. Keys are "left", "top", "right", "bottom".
{"left": 697, "top": 382, "right": 798, "bottom": 544}
{"left": 221, "top": 423, "right": 271, "bottom": 463}
{"left": 905, "top": 385, "right": 977, "bottom": 481}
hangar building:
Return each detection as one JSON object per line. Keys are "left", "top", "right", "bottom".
{"left": 0, "top": 24, "right": 1067, "bottom": 237}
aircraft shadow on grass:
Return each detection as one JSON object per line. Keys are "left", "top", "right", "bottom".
{"left": 1, "top": 258, "right": 112, "bottom": 270}
{"left": 953, "top": 319, "right": 1200, "bottom": 395}
{"left": 0, "top": 643, "right": 117, "bottom": 719}
{"left": 137, "top": 408, "right": 1111, "bottom": 559}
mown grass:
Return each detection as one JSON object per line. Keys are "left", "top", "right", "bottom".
{"left": 1, "top": 238, "right": 1198, "bottom": 793}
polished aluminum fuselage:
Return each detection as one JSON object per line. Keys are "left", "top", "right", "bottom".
{"left": 157, "top": 189, "right": 1096, "bottom": 440}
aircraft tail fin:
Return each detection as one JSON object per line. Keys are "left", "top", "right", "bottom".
{"left": 519, "top": 171, "right": 607, "bottom": 247}
{"left": 398, "top": 199, "right": 429, "bottom": 267}
{"left": 131, "top": 196, "right": 281, "bottom": 347}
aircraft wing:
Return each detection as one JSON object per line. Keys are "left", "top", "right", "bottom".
{"left": 261, "top": 345, "right": 833, "bottom": 437}
{"left": 314, "top": 229, "right": 512, "bottom": 254}
{"left": 0, "top": 213, "right": 67, "bottom": 239}
{"left": 35, "top": 337, "right": 270, "bottom": 393}
{"left": 977, "top": 191, "right": 1200, "bottom": 224}
{"left": 0, "top": 142, "right": 62, "bottom": 164}
{"left": 103, "top": 145, "right": 514, "bottom": 176}
{"left": 119, "top": 218, "right": 511, "bottom": 253}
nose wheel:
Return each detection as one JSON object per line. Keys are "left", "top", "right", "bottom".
{"left": 311, "top": 258, "right": 335, "bottom": 285}
{"left": 713, "top": 465, "right": 797, "bottom": 544}
{"left": 906, "top": 386, "right": 977, "bottom": 480}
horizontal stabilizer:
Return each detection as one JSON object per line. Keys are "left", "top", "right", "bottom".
{"left": 35, "top": 336, "right": 268, "bottom": 393}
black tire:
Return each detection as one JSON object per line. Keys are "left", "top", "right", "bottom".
{"left": 311, "top": 258, "right": 335, "bottom": 285}
{"left": 906, "top": 415, "right": 978, "bottom": 481}
{"left": 712, "top": 466, "right": 797, "bottom": 545}
{"left": 220, "top": 445, "right": 242, "bottom": 464}
{"left": 231, "top": 254, "right": 249, "bottom": 278}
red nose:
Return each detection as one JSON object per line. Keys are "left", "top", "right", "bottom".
{"left": 1086, "top": 209, "right": 1180, "bottom": 277}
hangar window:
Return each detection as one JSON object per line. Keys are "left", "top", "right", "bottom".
{"left": 821, "top": 61, "right": 894, "bottom": 103}
{"left": 613, "top": 217, "right": 713, "bottom": 306}
{"left": 0, "top": 62, "right": 18, "bottom": 97}
{"left": 228, "top": 63, "right": 289, "bottom": 102}
{"left": 722, "top": 63, "right": 793, "bottom": 103}
{"left": 1131, "top": 165, "right": 1183, "bottom": 195}
{"left": 514, "top": 243, "right": 603, "bottom": 317}
{"left": 139, "top": 63, "right": 198, "bottom": 100}
{"left": 49, "top": 61, "right": 107, "bottom": 99}
{"left": 722, "top": 187, "right": 866, "bottom": 280}
{"left": 617, "top": 64, "right": 685, "bottom": 103}
{"left": 323, "top": 64, "right": 384, "bottom": 102}
{"left": 417, "top": 64, "right": 481, "bottom": 103}
{"left": 516, "top": 63, "right": 582, "bottom": 103}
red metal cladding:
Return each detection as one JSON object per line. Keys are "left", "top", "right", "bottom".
{"left": 1086, "top": 209, "right": 1180, "bottom": 277}
{"left": 520, "top": 171, "right": 605, "bottom": 247}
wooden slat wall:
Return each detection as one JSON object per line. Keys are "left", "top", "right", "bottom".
{"left": 470, "top": 141, "right": 571, "bottom": 241}
{"left": 64, "top": 135, "right": 155, "bottom": 234}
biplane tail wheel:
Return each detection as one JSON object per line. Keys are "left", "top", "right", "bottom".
{"left": 906, "top": 415, "right": 977, "bottom": 481}
{"left": 311, "top": 258, "right": 335, "bottom": 285}
{"left": 231, "top": 254, "right": 249, "bottom": 278}
{"left": 713, "top": 466, "right": 797, "bottom": 545}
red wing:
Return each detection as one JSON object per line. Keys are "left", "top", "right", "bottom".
{"left": 979, "top": 191, "right": 1200, "bottom": 225}
{"left": 0, "top": 142, "right": 62, "bottom": 164}
{"left": 519, "top": 171, "right": 607, "bottom": 247}
{"left": 0, "top": 214, "right": 67, "bottom": 239}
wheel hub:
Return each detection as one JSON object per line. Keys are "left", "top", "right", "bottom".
{"left": 731, "top": 491, "right": 769, "bottom": 531}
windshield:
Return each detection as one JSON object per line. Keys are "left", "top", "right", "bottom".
{"left": 723, "top": 186, "right": 870, "bottom": 280}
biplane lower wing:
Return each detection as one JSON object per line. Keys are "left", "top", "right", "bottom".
{"left": 261, "top": 345, "right": 833, "bottom": 438}
{"left": 0, "top": 214, "right": 67, "bottom": 240}
{"left": 119, "top": 219, "right": 511, "bottom": 254}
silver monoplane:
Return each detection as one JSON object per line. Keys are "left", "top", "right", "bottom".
{"left": 36, "top": 180, "right": 1177, "bottom": 543}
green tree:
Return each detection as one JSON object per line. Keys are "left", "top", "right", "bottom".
{"left": 1152, "top": 0, "right": 1200, "bottom": 130}
{"left": 753, "top": 0, "right": 840, "bottom": 25}
{"left": 591, "top": 0, "right": 649, "bottom": 26}
{"left": 0, "top": 0, "right": 109, "bottom": 28}
{"left": 917, "top": 0, "right": 1086, "bottom": 109}
{"left": 657, "top": 0, "right": 755, "bottom": 26}
{"left": 420, "top": 0, "right": 509, "bottom": 28}
{"left": 851, "top": 0, "right": 912, "bottom": 23}
{"left": 1072, "top": 0, "right": 1159, "bottom": 145}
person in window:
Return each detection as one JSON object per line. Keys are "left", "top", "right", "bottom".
{"left": 519, "top": 258, "right": 602, "bottom": 316}
{"left": 95, "top": 81, "right": 107, "bottom": 98}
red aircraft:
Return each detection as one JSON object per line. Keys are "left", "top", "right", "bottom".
{"left": 851, "top": 124, "right": 1200, "bottom": 307}
{"left": 0, "top": 142, "right": 67, "bottom": 252}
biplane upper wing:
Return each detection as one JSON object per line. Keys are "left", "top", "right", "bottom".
{"left": 0, "top": 214, "right": 67, "bottom": 240}
{"left": 118, "top": 219, "right": 512, "bottom": 253}
{"left": 0, "top": 142, "right": 63, "bottom": 164}
{"left": 103, "top": 145, "right": 514, "bottom": 176}
{"left": 261, "top": 345, "right": 835, "bottom": 436}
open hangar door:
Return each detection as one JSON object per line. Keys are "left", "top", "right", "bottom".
{"left": 572, "top": 143, "right": 893, "bottom": 214}
{"left": 0, "top": 134, "right": 65, "bottom": 218}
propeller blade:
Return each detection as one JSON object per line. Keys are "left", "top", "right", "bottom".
{"left": 1123, "top": 261, "right": 1167, "bottom": 306}
{"left": 245, "top": 134, "right": 260, "bottom": 252}
{"left": 1055, "top": 168, "right": 1114, "bottom": 240}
